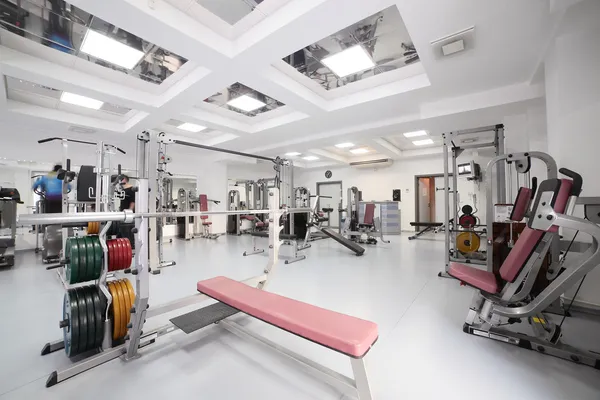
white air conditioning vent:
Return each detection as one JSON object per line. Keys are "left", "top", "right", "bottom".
{"left": 349, "top": 158, "right": 393, "bottom": 169}
{"left": 68, "top": 126, "right": 96, "bottom": 134}
{"left": 430, "top": 26, "right": 475, "bottom": 59}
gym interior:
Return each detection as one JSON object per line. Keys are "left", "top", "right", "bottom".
{"left": 0, "top": 1, "right": 599, "bottom": 399}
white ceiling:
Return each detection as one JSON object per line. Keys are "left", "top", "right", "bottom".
{"left": 0, "top": 0, "right": 557, "bottom": 170}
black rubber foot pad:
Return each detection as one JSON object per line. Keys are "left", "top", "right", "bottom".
{"left": 46, "top": 371, "right": 58, "bottom": 388}
{"left": 170, "top": 302, "right": 239, "bottom": 334}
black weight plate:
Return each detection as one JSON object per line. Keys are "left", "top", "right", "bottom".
{"left": 76, "top": 238, "right": 88, "bottom": 283}
{"left": 83, "top": 287, "right": 96, "bottom": 352}
{"left": 67, "top": 289, "right": 80, "bottom": 357}
{"left": 91, "top": 287, "right": 104, "bottom": 349}
{"left": 92, "top": 236, "right": 103, "bottom": 279}
{"left": 75, "top": 288, "right": 88, "bottom": 354}
{"left": 84, "top": 237, "right": 95, "bottom": 282}
{"left": 461, "top": 205, "right": 473, "bottom": 215}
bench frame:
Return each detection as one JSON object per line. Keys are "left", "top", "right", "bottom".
{"left": 243, "top": 231, "right": 309, "bottom": 264}
{"left": 42, "top": 187, "right": 375, "bottom": 399}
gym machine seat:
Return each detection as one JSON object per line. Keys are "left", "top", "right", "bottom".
{"left": 448, "top": 179, "right": 572, "bottom": 293}
{"left": 197, "top": 276, "right": 378, "bottom": 358}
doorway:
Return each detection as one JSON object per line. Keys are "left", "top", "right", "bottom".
{"left": 414, "top": 174, "right": 454, "bottom": 227}
{"left": 316, "top": 181, "right": 342, "bottom": 228}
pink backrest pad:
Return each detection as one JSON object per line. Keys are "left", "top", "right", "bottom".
{"left": 500, "top": 179, "right": 573, "bottom": 282}
{"left": 197, "top": 276, "right": 378, "bottom": 358}
{"left": 199, "top": 194, "right": 208, "bottom": 219}
{"left": 510, "top": 187, "right": 532, "bottom": 222}
{"left": 363, "top": 203, "right": 375, "bottom": 225}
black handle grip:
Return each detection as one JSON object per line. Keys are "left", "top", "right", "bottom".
{"left": 559, "top": 168, "right": 583, "bottom": 196}
{"left": 38, "top": 137, "right": 60, "bottom": 144}
{"left": 46, "top": 264, "right": 63, "bottom": 270}
{"left": 66, "top": 159, "right": 71, "bottom": 171}
{"left": 531, "top": 177, "right": 538, "bottom": 199}
{"left": 118, "top": 164, "right": 122, "bottom": 175}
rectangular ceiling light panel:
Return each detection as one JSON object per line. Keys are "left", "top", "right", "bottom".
{"left": 335, "top": 142, "right": 355, "bottom": 148}
{"left": 413, "top": 139, "right": 434, "bottom": 146}
{"left": 60, "top": 92, "right": 104, "bottom": 110}
{"left": 227, "top": 95, "right": 267, "bottom": 112}
{"left": 81, "top": 30, "right": 145, "bottom": 70}
{"left": 350, "top": 148, "right": 370, "bottom": 154}
{"left": 285, "top": 152, "right": 301, "bottom": 156}
{"left": 403, "top": 130, "right": 428, "bottom": 138}
{"left": 320, "top": 45, "right": 375, "bottom": 78}
{"left": 178, "top": 123, "right": 206, "bottom": 132}
{"left": 303, "top": 156, "right": 319, "bottom": 161}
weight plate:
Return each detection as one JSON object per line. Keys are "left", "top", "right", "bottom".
{"left": 74, "top": 288, "right": 87, "bottom": 356}
{"left": 461, "top": 205, "right": 473, "bottom": 215}
{"left": 118, "top": 280, "right": 131, "bottom": 336}
{"left": 83, "top": 287, "right": 96, "bottom": 352}
{"left": 115, "top": 280, "right": 128, "bottom": 339}
{"left": 119, "top": 239, "right": 128, "bottom": 270}
{"left": 92, "top": 236, "right": 103, "bottom": 279}
{"left": 76, "top": 238, "right": 88, "bottom": 283}
{"left": 114, "top": 239, "right": 123, "bottom": 270}
{"left": 124, "top": 278, "right": 135, "bottom": 309}
{"left": 108, "top": 282, "right": 121, "bottom": 340}
{"left": 457, "top": 232, "right": 481, "bottom": 253}
{"left": 65, "top": 237, "right": 80, "bottom": 284}
{"left": 459, "top": 214, "right": 477, "bottom": 229}
{"left": 84, "top": 237, "right": 95, "bottom": 282}
{"left": 63, "top": 290, "right": 79, "bottom": 357}
{"left": 125, "top": 238, "right": 132, "bottom": 268}
{"left": 107, "top": 240, "right": 115, "bottom": 272}
{"left": 91, "top": 287, "right": 104, "bottom": 349}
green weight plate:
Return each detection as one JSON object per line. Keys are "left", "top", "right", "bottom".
{"left": 83, "top": 287, "right": 96, "bottom": 352}
{"left": 65, "top": 237, "right": 80, "bottom": 284}
{"left": 63, "top": 290, "right": 79, "bottom": 357}
{"left": 75, "top": 288, "right": 88, "bottom": 355}
{"left": 92, "top": 236, "right": 103, "bottom": 280}
{"left": 84, "top": 237, "right": 95, "bottom": 282}
{"left": 76, "top": 238, "right": 87, "bottom": 284}
{"left": 91, "top": 287, "right": 104, "bottom": 349}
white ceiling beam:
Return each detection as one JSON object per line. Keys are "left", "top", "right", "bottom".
{"left": 370, "top": 138, "right": 403, "bottom": 159}
{"left": 307, "top": 148, "right": 348, "bottom": 164}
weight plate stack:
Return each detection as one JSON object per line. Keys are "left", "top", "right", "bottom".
{"left": 62, "top": 285, "right": 105, "bottom": 357}
{"left": 107, "top": 279, "right": 135, "bottom": 341}
{"left": 65, "top": 237, "right": 80, "bottom": 284}
{"left": 87, "top": 222, "right": 100, "bottom": 235}
{"left": 107, "top": 239, "right": 132, "bottom": 271}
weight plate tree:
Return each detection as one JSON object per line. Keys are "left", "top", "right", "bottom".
{"left": 65, "top": 236, "right": 103, "bottom": 284}
{"left": 107, "top": 279, "right": 135, "bottom": 341}
{"left": 61, "top": 285, "right": 105, "bottom": 357}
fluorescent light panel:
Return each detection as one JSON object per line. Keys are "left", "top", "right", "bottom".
{"left": 413, "top": 139, "right": 434, "bottom": 146}
{"left": 350, "top": 148, "right": 370, "bottom": 154}
{"left": 303, "top": 156, "right": 319, "bottom": 161}
{"left": 403, "top": 130, "right": 428, "bottom": 138}
{"left": 335, "top": 142, "right": 354, "bottom": 148}
{"left": 60, "top": 92, "right": 104, "bottom": 110}
{"left": 227, "top": 95, "right": 266, "bottom": 112}
{"left": 285, "top": 152, "right": 301, "bottom": 156}
{"left": 177, "top": 123, "right": 206, "bottom": 133}
{"left": 80, "top": 29, "right": 145, "bottom": 70}
{"left": 321, "top": 45, "right": 375, "bottom": 78}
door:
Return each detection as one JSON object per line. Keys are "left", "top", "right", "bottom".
{"left": 317, "top": 182, "right": 342, "bottom": 228}
{"left": 418, "top": 177, "right": 433, "bottom": 223}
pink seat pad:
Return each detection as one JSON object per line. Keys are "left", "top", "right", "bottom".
{"left": 197, "top": 276, "right": 378, "bottom": 358}
{"left": 448, "top": 263, "right": 499, "bottom": 293}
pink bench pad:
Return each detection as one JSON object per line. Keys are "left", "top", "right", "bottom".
{"left": 448, "top": 263, "right": 499, "bottom": 293}
{"left": 197, "top": 276, "right": 378, "bottom": 358}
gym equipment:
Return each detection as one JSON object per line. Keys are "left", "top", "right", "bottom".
{"left": 408, "top": 222, "right": 444, "bottom": 240}
{"left": 107, "top": 279, "right": 135, "bottom": 341}
{"left": 0, "top": 187, "right": 22, "bottom": 267}
{"left": 456, "top": 231, "right": 480, "bottom": 253}
{"left": 227, "top": 189, "right": 241, "bottom": 235}
{"left": 458, "top": 205, "right": 477, "bottom": 229}
{"left": 64, "top": 236, "right": 105, "bottom": 284}
{"left": 450, "top": 169, "right": 600, "bottom": 368}
{"left": 87, "top": 222, "right": 100, "bottom": 234}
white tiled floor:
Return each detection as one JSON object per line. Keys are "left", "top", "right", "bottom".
{"left": 1, "top": 234, "right": 599, "bottom": 399}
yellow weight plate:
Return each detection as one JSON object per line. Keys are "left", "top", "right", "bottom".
{"left": 113, "top": 281, "right": 127, "bottom": 339}
{"left": 107, "top": 282, "right": 121, "bottom": 340}
{"left": 457, "top": 232, "right": 481, "bottom": 253}
{"left": 124, "top": 279, "right": 136, "bottom": 314}
{"left": 117, "top": 280, "right": 131, "bottom": 336}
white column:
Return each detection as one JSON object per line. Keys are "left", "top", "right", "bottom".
{"left": 544, "top": 0, "right": 600, "bottom": 307}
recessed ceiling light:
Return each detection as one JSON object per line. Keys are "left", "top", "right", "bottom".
{"left": 303, "top": 156, "right": 319, "bottom": 161}
{"left": 413, "top": 139, "right": 435, "bottom": 146}
{"left": 177, "top": 123, "right": 206, "bottom": 133}
{"left": 403, "top": 130, "right": 428, "bottom": 138}
{"left": 60, "top": 92, "right": 104, "bottom": 110}
{"left": 80, "top": 29, "right": 145, "bottom": 70}
{"left": 285, "top": 152, "right": 301, "bottom": 156}
{"left": 350, "top": 148, "right": 370, "bottom": 154}
{"left": 321, "top": 45, "right": 375, "bottom": 78}
{"left": 335, "top": 142, "right": 355, "bottom": 148}
{"left": 227, "top": 95, "right": 266, "bottom": 112}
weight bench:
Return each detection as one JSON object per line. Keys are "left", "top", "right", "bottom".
{"left": 171, "top": 276, "right": 377, "bottom": 399}
{"left": 408, "top": 222, "right": 444, "bottom": 240}
{"left": 244, "top": 231, "right": 307, "bottom": 264}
